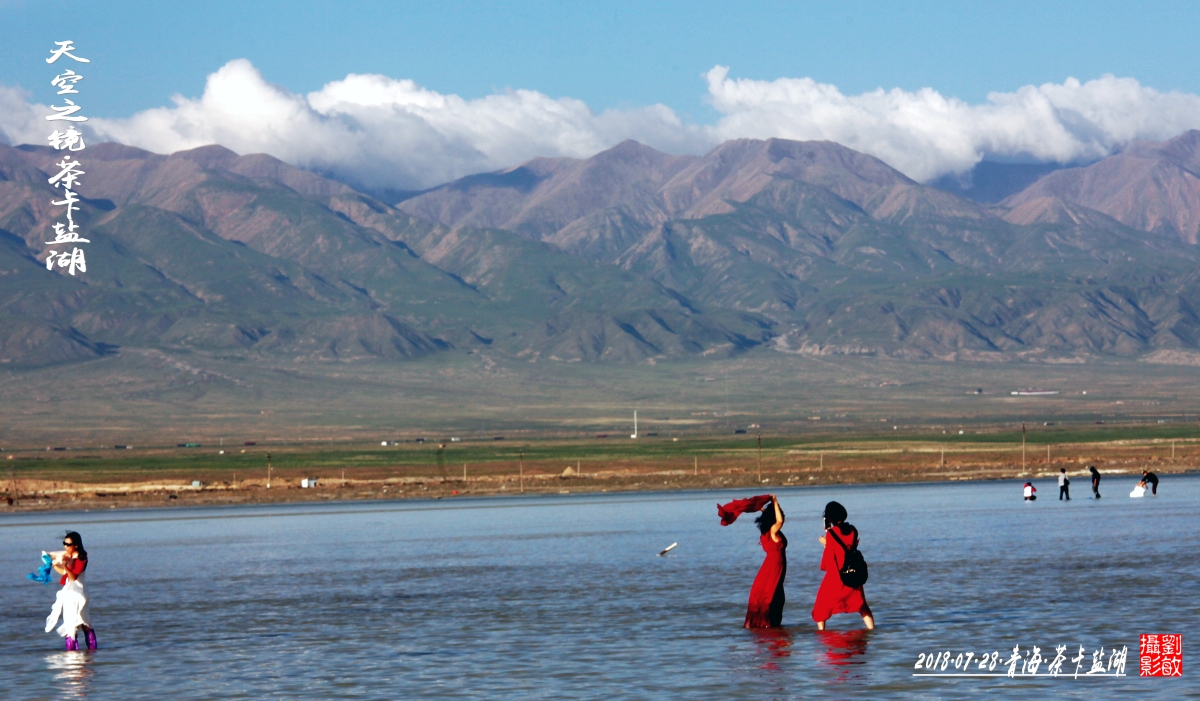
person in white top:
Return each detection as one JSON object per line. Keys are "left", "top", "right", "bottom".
{"left": 1023, "top": 482, "right": 1037, "bottom": 501}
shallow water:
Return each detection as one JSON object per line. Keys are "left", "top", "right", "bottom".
{"left": 2, "top": 476, "right": 1197, "bottom": 699}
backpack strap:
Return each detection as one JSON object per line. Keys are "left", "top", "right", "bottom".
{"left": 827, "top": 526, "right": 858, "bottom": 552}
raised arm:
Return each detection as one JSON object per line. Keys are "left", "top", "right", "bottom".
{"left": 769, "top": 494, "right": 785, "bottom": 542}
{"left": 52, "top": 553, "right": 82, "bottom": 581}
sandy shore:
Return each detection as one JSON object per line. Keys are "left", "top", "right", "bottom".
{"left": 2, "top": 463, "right": 1184, "bottom": 512}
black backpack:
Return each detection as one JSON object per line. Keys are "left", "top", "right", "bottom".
{"left": 829, "top": 527, "right": 869, "bottom": 588}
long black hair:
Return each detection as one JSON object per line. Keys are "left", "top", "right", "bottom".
{"left": 63, "top": 531, "right": 87, "bottom": 561}
{"left": 823, "top": 501, "right": 852, "bottom": 535}
{"left": 754, "top": 498, "right": 780, "bottom": 535}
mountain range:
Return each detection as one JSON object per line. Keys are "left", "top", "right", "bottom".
{"left": 3, "top": 130, "right": 1200, "bottom": 369}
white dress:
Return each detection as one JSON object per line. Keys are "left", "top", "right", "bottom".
{"left": 45, "top": 570, "right": 91, "bottom": 638}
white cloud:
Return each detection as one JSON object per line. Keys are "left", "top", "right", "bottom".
{"left": 0, "top": 85, "right": 48, "bottom": 147}
{"left": 3, "top": 60, "right": 1200, "bottom": 189}
{"left": 78, "top": 59, "right": 707, "bottom": 191}
{"left": 704, "top": 67, "right": 1200, "bottom": 181}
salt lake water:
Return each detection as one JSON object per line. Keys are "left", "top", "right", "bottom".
{"left": 2, "top": 475, "right": 1198, "bottom": 699}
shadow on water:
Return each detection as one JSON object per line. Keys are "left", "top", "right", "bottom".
{"left": 45, "top": 651, "right": 95, "bottom": 698}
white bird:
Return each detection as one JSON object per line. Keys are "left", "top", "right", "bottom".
{"left": 657, "top": 542, "right": 678, "bottom": 556}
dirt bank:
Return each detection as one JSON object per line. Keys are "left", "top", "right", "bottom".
{"left": 3, "top": 461, "right": 1184, "bottom": 513}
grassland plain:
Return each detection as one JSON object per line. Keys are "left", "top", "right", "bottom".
{"left": 3, "top": 349, "right": 1200, "bottom": 510}
{"left": 6, "top": 346, "right": 1200, "bottom": 442}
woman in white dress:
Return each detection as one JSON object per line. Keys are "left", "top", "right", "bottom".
{"left": 47, "top": 531, "right": 96, "bottom": 650}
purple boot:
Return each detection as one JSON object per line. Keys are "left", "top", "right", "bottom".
{"left": 64, "top": 635, "right": 78, "bottom": 651}
{"left": 85, "top": 630, "right": 97, "bottom": 650}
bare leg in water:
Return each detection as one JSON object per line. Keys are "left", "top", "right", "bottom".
{"left": 816, "top": 614, "right": 875, "bottom": 630}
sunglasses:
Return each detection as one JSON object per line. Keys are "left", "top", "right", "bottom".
{"left": 63, "top": 541, "right": 75, "bottom": 547}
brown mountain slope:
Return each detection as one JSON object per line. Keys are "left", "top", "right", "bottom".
{"left": 10, "top": 132, "right": 1200, "bottom": 368}
{"left": 1005, "top": 130, "right": 1200, "bottom": 243}
{"left": 399, "top": 140, "right": 691, "bottom": 237}
{"left": 398, "top": 137, "right": 989, "bottom": 261}
{"left": 16, "top": 143, "right": 356, "bottom": 208}
{"left": 0, "top": 142, "right": 772, "bottom": 366}
{"left": 660, "top": 138, "right": 916, "bottom": 217}
{"left": 1000, "top": 197, "right": 1125, "bottom": 228}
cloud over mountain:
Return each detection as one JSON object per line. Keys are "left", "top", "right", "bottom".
{"left": 704, "top": 68, "right": 1200, "bottom": 181}
{"left": 3, "top": 59, "right": 1200, "bottom": 189}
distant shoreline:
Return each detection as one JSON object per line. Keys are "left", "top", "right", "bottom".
{"left": 4, "top": 466, "right": 1190, "bottom": 514}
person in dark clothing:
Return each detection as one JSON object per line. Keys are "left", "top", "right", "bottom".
{"left": 1089, "top": 465, "right": 1101, "bottom": 499}
{"left": 1140, "top": 470, "right": 1159, "bottom": 496}
{"left": 1058, "top": 468, "right": 1070, "bottom": 501}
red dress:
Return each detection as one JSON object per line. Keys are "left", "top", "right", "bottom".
{"left": 745, "top": 532, "right": 787, "bottom": 628}
{"left": 811, "top": 526, "right": 871, "bottom": 622}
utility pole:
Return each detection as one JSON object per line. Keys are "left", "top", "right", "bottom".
{"left": 1172, "top": 441, "right": 1176, "bottom": 459}
{"left": 463, "top": 463, "right": 467, "bottom": 482}
{"left": 1047, "top": 444, "right": 1051, "bottom": 464}
{"left": 724, "top": 368, "right": 729, "bottom": 417}
{"left": 1021, "top": 423, "right": 1027, "bottom": 471}
{"left": 267, "top": 452, "right": 272, "bottom": 489}
{"left": 757, "top": 433, "right": 762, "bottom": 483}
{"left": 694, "top": 455, "right": 698, "bottom": 476}
{"left": 519, "top": 451, "right": 524, "bottom": 493}
{"left": 941, "top": 447, "right": 945, "bottom": 468}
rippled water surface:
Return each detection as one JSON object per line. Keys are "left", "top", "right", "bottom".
{"left": 3, "top": 476, "right": 1198, "bottom": 699}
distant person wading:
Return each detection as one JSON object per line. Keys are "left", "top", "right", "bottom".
{"left": 1089, "top": 465, "right": 1101, "bottom": 499}
{"left": 1138, "top": 470, "right": 1159, "bottom": 496}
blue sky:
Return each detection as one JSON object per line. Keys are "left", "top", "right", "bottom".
{"left": 3, "top": 0, "right": 1197, "bottom": 119}
{"left": 3, "top": 1, "right": 1199, "bottom": 189}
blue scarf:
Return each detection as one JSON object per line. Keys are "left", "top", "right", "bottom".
{"left": 27, "top": 553, "right": 54, "bottom": 584}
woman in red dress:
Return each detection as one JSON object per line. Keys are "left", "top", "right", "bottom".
{"left": 812, "top": 501, "right": 875, "bottom": 630}
{"left": 744, "top": 494, "right": 787, "bottom": 628}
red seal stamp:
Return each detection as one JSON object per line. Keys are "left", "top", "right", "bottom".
{"left": 1140, "top": 634, "right": 1183, "bottom": 677}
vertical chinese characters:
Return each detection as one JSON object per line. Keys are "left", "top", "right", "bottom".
{"left": 44, "top": 40, "right": 91, "bottom": 275}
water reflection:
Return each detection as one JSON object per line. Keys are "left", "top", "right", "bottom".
{"left": 749, "top": 627, "right": 794, "bottom": 670}
{"left": 816, "top": 629, "right": 869, "bottom": 680}
{"left": 45, "top": 651, "right": 95, "bottom": 698}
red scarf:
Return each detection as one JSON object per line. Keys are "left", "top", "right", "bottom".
{"left": 717, "top": 495, "right": 772, "bottom": 526}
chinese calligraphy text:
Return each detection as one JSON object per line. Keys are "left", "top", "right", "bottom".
{"left": 44, "top": 40, "right": 91, "bottom": 275}
{"left": 914, "top": 644, "right": 1129, "bottom": 678}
